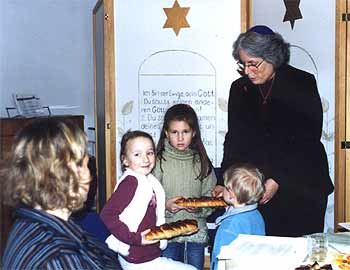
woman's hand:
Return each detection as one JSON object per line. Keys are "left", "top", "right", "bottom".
{"left": 260, "top": 178, "right": 279, "bottom": 204}
{"left": 141, "top": 229, "right": 159, "bottom": 245}
{"left": 166, "top": 196, "right": 186, "bottom": 213}
{"left": 211, "top": 185, "right": 225, "bottom": 198}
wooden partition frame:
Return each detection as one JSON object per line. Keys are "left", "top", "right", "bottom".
{"left": 335, "top": 0, "right": 350, "bottom": 230}
{"left": 93, "top": 0, "right": 116, "bottom": 209}
{"left": 241, "top": 0, "right": 251, "bottom": 31}
{"left": 93, "top": 0, "right": 250, "bottom": 203}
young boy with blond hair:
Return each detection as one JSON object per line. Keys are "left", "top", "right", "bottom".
{"left": 211, "top": 164, "right": 266, "bottom": 270}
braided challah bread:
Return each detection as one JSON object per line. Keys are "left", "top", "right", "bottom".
{"left": 175, "top": 196, "right": 227, "bottom": 208}
{"left": 145, "top": 219, "right": 198, "bottom": 241}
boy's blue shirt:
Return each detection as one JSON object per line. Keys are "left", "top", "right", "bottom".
{"left": 211, "top": 204, "right": 265, "bottom": 270}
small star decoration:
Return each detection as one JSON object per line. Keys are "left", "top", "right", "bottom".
{"left": 163, "top": 0, "right": 190, "bottom": 36}
{"left": 283, "top": 0, "right": 303, "bottom": 29}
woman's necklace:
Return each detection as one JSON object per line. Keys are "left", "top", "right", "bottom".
{"left": 258, "top": 76, "right": 275, "bottom": 104}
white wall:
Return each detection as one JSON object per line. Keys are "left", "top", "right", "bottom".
{"left": 251, "top": 0, "right": 336, "bottom": 232}
{"left": 0, "top": 0, "right": 96, "bottom": 130}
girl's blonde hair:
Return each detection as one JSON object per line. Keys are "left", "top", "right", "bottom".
{"left": 223, "top": 164, "right": 265, "bottom": 205}
{"left": 2, "top": 119, "right": 88, "bottom": 211}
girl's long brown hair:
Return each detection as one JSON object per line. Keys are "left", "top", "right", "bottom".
{"left": 157, "top": 103, "right": 212, "bottom": 181}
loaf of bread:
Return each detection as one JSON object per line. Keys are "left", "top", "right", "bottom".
{"left": 175, "top": 196, "right": 227, "bottom": 208}
{"left": 145, "top": 219, "right": 198, "bottom": 241}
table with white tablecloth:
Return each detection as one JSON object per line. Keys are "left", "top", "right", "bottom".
{"left": 216, "top": 233, "right": 350, "bottom": 270}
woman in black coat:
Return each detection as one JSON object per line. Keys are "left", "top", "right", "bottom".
{"left": 216, "top": 25, "right": 334, "bottom": 237}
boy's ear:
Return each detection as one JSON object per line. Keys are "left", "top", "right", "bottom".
{"left": 228, "top": 189, "right": 236, "bottom": 200}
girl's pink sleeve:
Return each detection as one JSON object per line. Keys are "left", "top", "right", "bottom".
{"left": 100, "top": 175, "right": 142, "bottom": 245}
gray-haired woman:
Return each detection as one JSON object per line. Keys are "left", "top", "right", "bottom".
{"left": 215, "top": 25, "right": 333, "bottom": 237}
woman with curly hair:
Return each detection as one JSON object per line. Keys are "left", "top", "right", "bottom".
{"left": 2, "top": 119, "right": 120, "bottom": 270}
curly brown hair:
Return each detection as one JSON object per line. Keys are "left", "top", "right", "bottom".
{"left": 2, "top": 118, "right": 89, "bottom": 212}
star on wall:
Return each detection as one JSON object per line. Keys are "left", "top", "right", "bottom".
{"left": 283, "top": 0, "right": 303, "bottom": 29}
{"left": 163, "top": 0, "right": 190, "bottom": 36}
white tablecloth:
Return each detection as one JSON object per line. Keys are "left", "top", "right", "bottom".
{"left": 217, "top": 233, "right": 350, "bottom": 270}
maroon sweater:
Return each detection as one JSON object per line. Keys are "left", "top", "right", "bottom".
{"left": 100, "top": 175, "right": 161, "bottom": 263}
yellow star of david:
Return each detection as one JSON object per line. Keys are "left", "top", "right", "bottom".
{"left": 163, "top": 0, "right": 190, "bottom": 36}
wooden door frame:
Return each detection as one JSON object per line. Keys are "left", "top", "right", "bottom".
{"left": 335, "top": 0, "right": 350, "bottom": 230}
{"left": 93, "top": 0, "right": 116, "bottom": 207}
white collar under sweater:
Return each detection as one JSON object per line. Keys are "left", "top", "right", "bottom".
{"left": 105, "top": 169, "right": 167, "bottom": 255}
